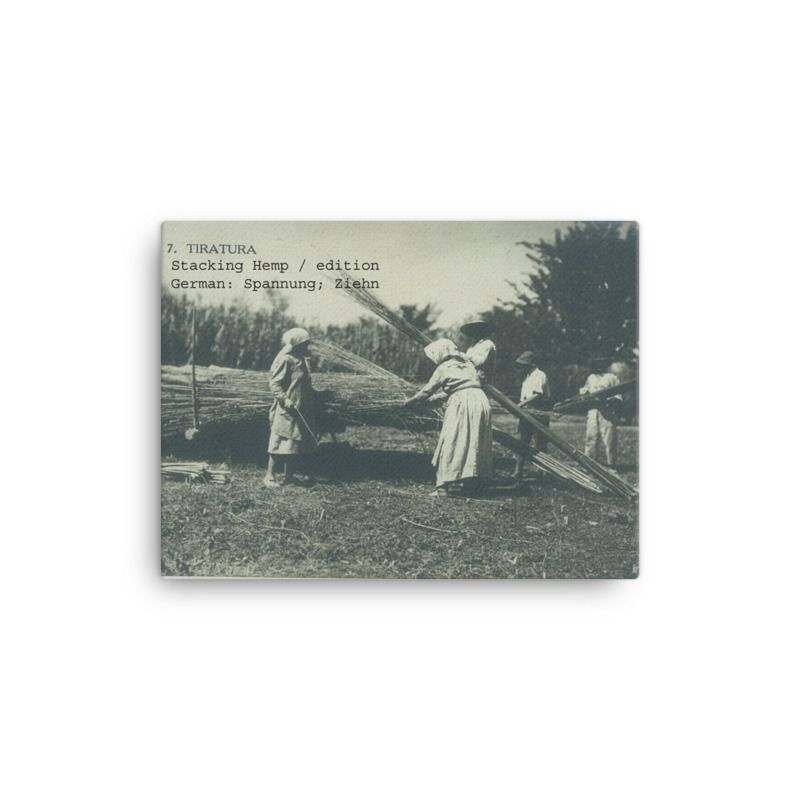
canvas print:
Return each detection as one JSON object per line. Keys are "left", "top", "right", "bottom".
{"left": 161, "top": 221, "right": 638, "bottom": 578}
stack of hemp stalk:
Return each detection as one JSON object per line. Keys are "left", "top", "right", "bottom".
{"left": 161, "top": 358, "right": 442, "bottom": 440}
{"left": 333, "top": 283, "right": 638, "bottom": 501}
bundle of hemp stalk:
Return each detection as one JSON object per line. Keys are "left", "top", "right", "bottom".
{"left": 161, "top": 346, "right": 441, "bottom": 440}
{"left": 552, "top": 379, "right": 637, "bottom": 415}
{"left": 161, "top": 462, "right": 231, "bottom": 484}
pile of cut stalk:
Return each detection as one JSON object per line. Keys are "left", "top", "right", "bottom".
{"left": 161, "top": 462, "right": 230, "bottom": 484}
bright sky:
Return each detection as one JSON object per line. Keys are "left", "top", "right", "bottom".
{"left": 161, "top": 221, "right": 585, "bottom": 328}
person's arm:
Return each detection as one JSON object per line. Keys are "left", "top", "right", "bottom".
{"left": 270, "top": 357, "right": 295, "bottom": 410}
{"left": 520, "top": 391, "right": 543, "bottom": 408}
{"left": 403, "top": 366, "right": 443, "bottom": 406}
{"left": 469, "top": 341, "right": 495, "bottom": 370}
{"left": 607, "top": 373, "right": 623, "bottom": 403}
{"left": 522, "top": 371, "right": 550, "bottom": 406}
{"left": 520, "top": 375, "right": 542, "bottom": 407}
{"left": 403, "top": 390, "right": 428, "bottom": 406}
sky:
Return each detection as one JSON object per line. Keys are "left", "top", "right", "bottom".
{"left": 161, "top": 221, "right": 588, "bottom": 328}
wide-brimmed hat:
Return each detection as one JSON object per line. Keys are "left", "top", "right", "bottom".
{"left": 460, "top": 316, "right": 495, "bottom": 336}
{"left": 515, "top": 351, "right": 539, "bottom": 367}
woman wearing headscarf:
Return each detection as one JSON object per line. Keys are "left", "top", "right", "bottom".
{"left": 403, "top": 339, "right": 493, "bottom": 496}
{"left": 264, "top": 327, "right": 317, "bottom": 488}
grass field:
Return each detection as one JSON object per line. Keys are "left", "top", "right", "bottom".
{"left": 161, "top": 415, "right": 638, "bottom": 579}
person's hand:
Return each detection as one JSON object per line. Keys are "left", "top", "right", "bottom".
{"left": 284, "top": 398, "right": 295, "bottom": 411}
{"left": 579, "top": 388, "right": 589, "bottom": 395}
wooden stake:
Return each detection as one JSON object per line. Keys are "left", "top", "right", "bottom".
{"left": 190, "top": 303, "right": 199, "bottom": 430}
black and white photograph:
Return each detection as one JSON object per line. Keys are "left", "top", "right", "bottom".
{"left": 5, "top": 1, "right": 799, "bottom": 796}
{"left": 162, "top": 221, "right": 638, "bottom": 578}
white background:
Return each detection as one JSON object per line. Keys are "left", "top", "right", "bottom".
{"left": 2, "top": 2, "right": 798, "bottom": 798}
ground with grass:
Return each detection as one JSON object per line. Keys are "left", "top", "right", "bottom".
{"left": 161, "top": 415, "right": 638, "bottom": 579}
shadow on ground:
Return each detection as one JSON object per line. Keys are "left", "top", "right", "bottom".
{"left": 163, "top": 424, "right": 529, "bottom": 486}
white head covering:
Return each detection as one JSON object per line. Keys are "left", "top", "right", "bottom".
{"left": 281, "top": 327, "right": 311, "bottom": 354}
{"left": 424, "top": 338, "right": 459, "bottom": 365}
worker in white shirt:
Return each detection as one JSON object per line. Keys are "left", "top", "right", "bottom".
{"left": 460, "top": 317, "right": 496, "bottom": 385}
{"left": 580, "top": 356, "right": 622, "bottom": 467}
{"left": 512, "top": 351, "right": 550, "bottom": 484}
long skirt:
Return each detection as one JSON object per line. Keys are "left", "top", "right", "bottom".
{"left": 432, "top": 388, "right": 493, "bottom": 486}
{"left": 268, "top": 403, "right": 317, "bottom": 456}
{"left": 268, "top": 431, "right": 315, "bottom": 455}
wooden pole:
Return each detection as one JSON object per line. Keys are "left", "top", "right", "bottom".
{"left": 190, "top": 303, "right": 199, "bottom": 430}
{"left": 491, "top": 428, "right": 604, "bottom": 493}
{"left": 552, "top": 379, "right": 637, "bottom": 414}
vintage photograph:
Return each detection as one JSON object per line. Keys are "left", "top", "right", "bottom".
{"left": 161, "top": 221, "right": 638, "bottom": 578}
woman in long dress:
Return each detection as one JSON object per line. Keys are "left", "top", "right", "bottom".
{"left": 403, "top": 339, "right": 493, "bottom": 496}
{"left": 263, "top": 327, "right": 317, "bottom": 488}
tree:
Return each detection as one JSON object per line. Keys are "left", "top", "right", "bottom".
{"left": 512, "top": 222, "right": 638, "bottom": 363}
